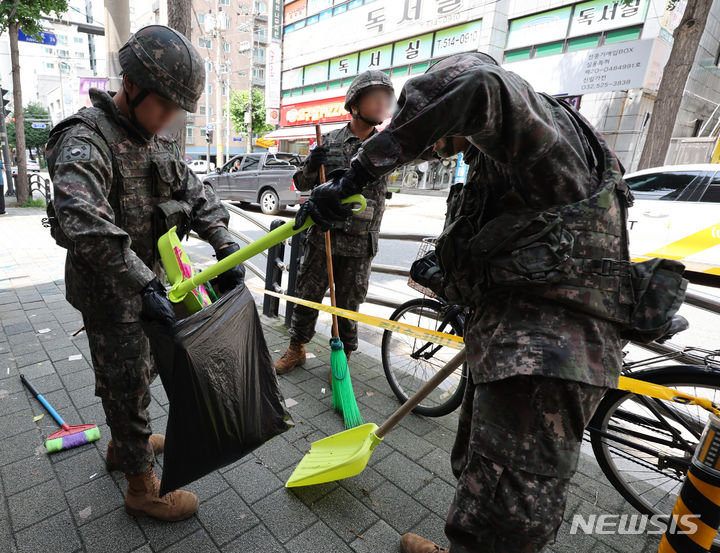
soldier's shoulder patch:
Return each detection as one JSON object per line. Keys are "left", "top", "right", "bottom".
{"left": 61, "top": 143, "right": 92, "bottom": 162}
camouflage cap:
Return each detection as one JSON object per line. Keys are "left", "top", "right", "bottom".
{"left": 344, "top": 70, "right": 394, "bottom": 112}
{"left": 119, "top": 25, "right": 205, "bottom": 112}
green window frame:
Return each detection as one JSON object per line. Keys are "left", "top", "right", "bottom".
{"left": 504, "top": 47, "right": 531, "bottom": 62}
{"left": 605, "top": 26, "right": 642, "bottom": 45}
{"left": 410, "top": 61, "right": 430, "bottom": 74}
{"left": 328, "top": 80, "right": 342, "bottom": 89}
{"left": 535, "top": 41, "right": 564, "bottom": 58}
{"left": 391, "top": 66, "right": 409, "bottom": 76}
{"left": 568, "top": 34, "right": 600, "bottom": 51}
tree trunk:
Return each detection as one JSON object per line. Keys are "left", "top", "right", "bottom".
{"left": 9, "top": 23, "right": 27, "bottom": 204}
{"left": 637, "top": 0, "right": 713, "bottom": 170}
{"left": 167, "top": 0, "right": 192, "bottom": 154}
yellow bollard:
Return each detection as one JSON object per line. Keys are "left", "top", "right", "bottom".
{"left": 658, "top": 413, "right": 720, "bottom": 552}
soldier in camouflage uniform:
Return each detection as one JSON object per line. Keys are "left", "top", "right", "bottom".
{"left": 295, "top": 53, "right": 632, "bottom": 552}
{"left": 46, "top": 25, "right": 245, "bottom": 522}
{"left": 274, "top": 70, "right": 394, "bottom": 373}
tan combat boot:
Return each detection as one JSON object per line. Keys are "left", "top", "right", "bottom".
{"left": 107, "top": 434, "right": 165, "bottom": 472}
{"left": 275, "top": 339, "right": 306, "bottom": 374}
{"left": 401, "top": 533, "right": 449, "bottom": 553}
{"left": 124, "top": 465, "right": 199, "bottom": 521}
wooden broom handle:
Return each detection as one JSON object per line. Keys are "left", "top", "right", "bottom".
{"left": 376, "top": 349, "right": 467, "bottom": 439}
{"left": 315, "top": 125, "right": 339, "bottom": 338}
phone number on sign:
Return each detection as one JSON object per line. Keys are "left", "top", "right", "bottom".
{"left": 436, "top": 31, "right": 479, "bottom": 51}
{"left": 581, "top": 79, "right": 632, "bottom": 90}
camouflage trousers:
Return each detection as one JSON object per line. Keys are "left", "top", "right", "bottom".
{"left": 289, "top": 242, "right": 372, "bottom": 351}
{"left": 83, "top": 309, "right": 158, "bottom": 475}
{"left": 446, "top": 374, "right": 607, "bottom": 553}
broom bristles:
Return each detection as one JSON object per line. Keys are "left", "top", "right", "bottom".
{"left": 330, "top": 338, "right": 363, "bottom": 429}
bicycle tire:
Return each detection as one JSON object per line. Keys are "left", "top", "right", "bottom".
{"left": 589, "top": 364, "right": 720, "bottom": 551}
{"left": 381, "top": 297, "right": 467, "bottom": 417}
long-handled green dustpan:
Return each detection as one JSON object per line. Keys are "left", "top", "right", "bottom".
{"left": 286, "top": 348, "right": 467, "bottom": 487}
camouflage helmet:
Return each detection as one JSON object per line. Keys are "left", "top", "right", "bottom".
{"left": 119, "top": 25, "right": 205, "bottom": 112}
{"left": 344, "top": 70, "right": 394, "bottom": 112}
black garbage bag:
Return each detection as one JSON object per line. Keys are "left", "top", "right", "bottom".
{"left": 142, "top": 284, "right": 293, "bottom": 495}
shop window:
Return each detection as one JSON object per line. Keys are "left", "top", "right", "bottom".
{"left": 315, "top": 83, "right": 328, "bottom": 91}
{"left": 291, "top": 88, "right": 303, "bottom": 96}
{"left": 328, "top": 80, "right": 342, "bottom": 89}
{"left": 504, "top": 48, "right": 531, "bottom": 62}
{"left": 303, "top": 85, "right": 315, "bottom": 94}
{"left": 535, "top": 41, "right": 564, "bottom": 58}
{"left": 334, "top": 5, "right": 347, "bottom": 15}
{"left": 342, "top": 77, "right": 356, "bottom": 87}
{"left": 391, "top": 66, "right": 409, "bottom": 76}
{"left": 282, "top": 90, "right": 291, "bottom": 98}
{"left": 605, "top": 26, "right": 642, "bottom": 45}
{"left": 568, "top": 34, "right": 600, "bottom": 51}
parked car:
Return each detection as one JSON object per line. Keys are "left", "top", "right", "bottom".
{"left": 203, "top": 152, "right": 308, "bottom": 214}
{"left": 625, "top": 163, "right": 720, "bottom": 276}
{"left": 187, "top": 159, "right": 215, "bottom": 175}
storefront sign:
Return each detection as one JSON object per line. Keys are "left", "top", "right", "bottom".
{"left": 505, "top": 38, "right": 654, "bottom": 96}
{"left": 432, "top": 19, "right": 482, "bottom": 58}
{"left": 18, "top": 29, "right": 56, "bottom": 45}
{"left": 359, "top": 44, "right": 393, "bottom": 71}
{"left": 304, "top": 61, "right": 329, "bottom": 85}
{"left": 79, "top": 77, "right": 107, "bottom": 94}
{"left": 265, "top": 42, "right": 282, "bottom": 109}
{"left": 281, "top": 96, "right": 350, "bottom": 126}
{"left": 307, "top": 0, "right": 332, "bottom": 16}
{"left": 284, "top": 0, "right": 307, "bottom": 25}
{"left": 270, "top": 0, "right": 283, "bottom": 41}
{"left": 329, "top": 52, "right": 359, "bottom": 80}
{"left": 569, "top": 0, "right": 649, "bottom": 38}
{"left": 266, "top": 108, "right": 280, "bottom": 125}
{"left": 282, "top": 68, "right": 304, "bottom": 89}
{"left": 392, "top": 32, "right": 433, "bottom": 66}
{"left": 506, "top": 6, "right": 572, "bottom": 50}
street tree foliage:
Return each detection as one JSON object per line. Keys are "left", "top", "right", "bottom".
{"left": 229, "top": 89, "right": 274, "bottom": 137}
{"left": 7, "top": 103, "right": 52, "bottom": 152}
{"left": 0, "top": 0, "right": 68, "bottom": 203}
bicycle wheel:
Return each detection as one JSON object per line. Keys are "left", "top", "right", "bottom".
{"left": 381, "top": 297, "right": 466, "bottom": 417}
{"left": 589, "top": 365, "right": 720, "bottom": 551}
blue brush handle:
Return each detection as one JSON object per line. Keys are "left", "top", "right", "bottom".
{"left": 20, "top": 373, "right": 66, "bottom": 427}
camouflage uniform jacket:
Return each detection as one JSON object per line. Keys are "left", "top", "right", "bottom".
{"left": 46, "top": 88, "right": 233, "bottom": 320}
{"left": 294, "top": 123, "right": 386, "bottom": 258}
{"left": 355, "top": 53, "right": 625, "bottom": 388}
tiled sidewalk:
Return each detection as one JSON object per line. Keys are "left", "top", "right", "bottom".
{"left": 0, "top": 207, "right": 662, "bottom": 553}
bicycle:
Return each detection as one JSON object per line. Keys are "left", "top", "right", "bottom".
{"left": 381, "top": 293, "right": 720, "bottom": 549}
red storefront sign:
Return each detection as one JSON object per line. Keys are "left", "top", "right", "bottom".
{"left": 280, "top": 96, "right": 351, "bottom": 127}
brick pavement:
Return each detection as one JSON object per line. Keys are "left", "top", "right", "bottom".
{"left": 0, "top": 207, "right": 662, "bottom": 553}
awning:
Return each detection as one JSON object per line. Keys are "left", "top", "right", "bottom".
{"left": 264, "top": 122, "right": 347, "bottom": 140}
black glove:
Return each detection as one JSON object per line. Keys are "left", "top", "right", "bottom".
{"left": 410, "top": 251, "right": 444, "bottom": 297}
{"left": 213, "top": 243, "right": 246, "bottom": 294}
{"left": 305, "top": 144, "right": 329, "bottom": 171}
{"left": 293, "top": 160, "right": 371, "bottom": 231}
{"left": 140, "top": 277, "right": 176, "bottom": 327}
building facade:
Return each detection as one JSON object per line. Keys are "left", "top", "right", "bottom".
{"left": 273, "top": 0, "right": 720, "bottom": 185}
{"left": 132, "top": 0, "right": 279, "bottom": 165}
{"left": 0, "top": 0, "right": 106, "bottom": 124}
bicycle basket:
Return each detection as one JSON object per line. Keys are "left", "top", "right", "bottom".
{"left": 408, "top": 237, "right": 439, "bottom": 298}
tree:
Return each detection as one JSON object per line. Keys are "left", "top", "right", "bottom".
{"left": 0, "top": 0, "right": 68, "bottom": 203}
{"left": 636, "top": 0, "right": 713, "bottom": 169}
{"left": 167, "top": 0, "right": 191, "bottom": 153}
{"left": 7, "top": 103, "right": 52, "bottom": 155}
{"left": 229, "top": 89, "right": 274, "bottom": 151}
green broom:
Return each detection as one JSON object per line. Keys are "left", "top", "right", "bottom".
{"left": 315, "top": 125, "right": 363, "bottom": 429}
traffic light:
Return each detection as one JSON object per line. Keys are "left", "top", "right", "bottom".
{"left": 206, "top": 130, "right": 213, "bottom": 143}
{"left": 0, "top": 88, "right": 10, "bottom": 117}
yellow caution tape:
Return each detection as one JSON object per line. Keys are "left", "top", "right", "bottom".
{"left": 251, "top": 286, "right": 720, "bottom": 415}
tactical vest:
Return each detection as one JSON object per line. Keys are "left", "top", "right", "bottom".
{"left": 436, "top": 97, "right": 635, "bottom": 325}
{"left": 306, "top": 128, "right": 387, "bottom": 257}
{"left": 47, "top": 106, "right": 190, "bottom": 271}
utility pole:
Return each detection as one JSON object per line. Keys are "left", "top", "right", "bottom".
{"left": 247, "top": 16, "right": 254, "bottom": 154}
{"left": 57, "top": 61, "right": 67, "bottom": 119}
{"left": 214, "top": 0, "right": 223, "bottom": 169}
{"left": 0, "top": 87, "right": 13, "bottom": 199}
{"left": 225, "top": 69, "right": 231, "bottom": 160}
{"left": 205, "top": 58, "right": 211, "bottom": 166}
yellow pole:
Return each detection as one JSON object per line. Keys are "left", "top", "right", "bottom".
{"left": 711, "top": 136, "right": 720, "bottom": 164}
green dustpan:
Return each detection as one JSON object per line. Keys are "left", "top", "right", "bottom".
{"left": 286, "top": 349, "right": 466, "bottom": 487}
{"left": 158, "top": 194, "right": 366, "bottom": 313}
